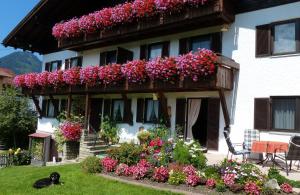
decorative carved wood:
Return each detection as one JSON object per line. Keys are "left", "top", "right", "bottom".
{"left": 218, "top": 89, "right": 230, "bottom": 131}
{"left": 31, "top": 95, "right": 42, "bottom": 118}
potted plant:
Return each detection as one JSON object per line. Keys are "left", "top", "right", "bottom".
{"left": 100, "top": 116, "right": 120, "bottom": 145}
{"left": 137, "top": 130, "right": 151, "bottom": 145}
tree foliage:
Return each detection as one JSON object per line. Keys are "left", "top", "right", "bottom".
{"left": 0, "top": 87, "right": 37, "bottom": 148}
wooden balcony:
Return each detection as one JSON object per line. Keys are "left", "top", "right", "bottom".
{"left": 58, "top": 0, "right": 235, "bottom": 51}
{"left": 22, "top": 55, "right": 239, "bottom": 96}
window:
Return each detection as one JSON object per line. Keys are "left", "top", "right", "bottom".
{"left": 272, "top": 98, "right": 296, "bottom": 130}
{"left": 273, "top": 22, "right": 296, "bottom": 54}
{"left": 145, "top": 99, "right": 159, "bottom": 123}
{"left": 140, "top": 42, "right": 170, "bottom": 60}
{"left": 112, "top": 100, "right": 124, "bottom": 122}
{"left": 42, "top": 99, "right": 59, "bottom": 118}
{"left": 254, "top": 97, "right": 300, "bottom": 131}
{"left": 179, "top": 33, "right": 222, "bottom": 55}
{"left": 106, "top": 51, "right": 117, "bottom": 64}
{"left": 100, "top": 48, "right": 133, "bottom": 66}
{"left": 65, "top": 57, "right": 82, "bottom": 69}
{"left": 45, "top": 61, "right": 62, "bottom": 72}
{"left": 256, "top": 19, "right": 300, "bottom": 57}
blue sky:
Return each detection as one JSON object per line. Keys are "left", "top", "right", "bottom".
{"left": 0, "top": 0, "right": 40, "bottom": 58}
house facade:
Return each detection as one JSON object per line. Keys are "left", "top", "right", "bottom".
{"left": 3, "top": 0, "right": 300, "bottom": 156}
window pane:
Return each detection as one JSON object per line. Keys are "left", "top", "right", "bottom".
{"left": 272, "top": 98, "right": 296, "bottom": 130}
{"left": 149, "top": 44, "right": 163, "bottom": 60}
{"left": 146, "top": 100, "right": 159, "bottom": 122}
{"left": 47, "top": 101, "right": 55, "bottom": 118}
{"left": 113, "top": 100, "right": 124, "bottom": 122}
{"left": 273, "top": 23, "right": 296, "bottom": 54}
{"left": 51, "top": 62, "right": 58, "bottom": 72}
{"left": 191, "top": 37, "right": 211, "bottom": 52}
{"left": 71, "top": 59, "right": 78, "bottom": 67}
{"left": 106, "top": 51, "right": 117, "bottom": 64}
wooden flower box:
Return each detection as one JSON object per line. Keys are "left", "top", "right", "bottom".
{"left": 154, "top": 80, "right": 181, "bottom": 90}
{"left": 127, "top": 80, "right": 154, "bottom": 92}
{"left": 70, "top": 85, "right": 86, "bottom": 93}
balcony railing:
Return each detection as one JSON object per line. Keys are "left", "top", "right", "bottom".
{"left": 57, "top": 0, "right": 235, "bottom": 51}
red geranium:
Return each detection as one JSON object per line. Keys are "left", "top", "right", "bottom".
{"left": 94, "top": 8, "right": 113, "bottom": 29}
{"left": 63, "top": 67, "right": 81, "bottom": 86}
{"left": 122, "top": 60, "right": 148, "bottom": 84}
{"left": 101, "top": 157, "right": 118, "bottom": 172}
{"left": 111, "top": 3, "right": 133, "bottom": 25}
{"left": 98, "top": 64, "right": 124, "bottom": 85}
{"left": 146, "top": 57, "right": 178, "bottom": 82}
{"left": 24, "top": 73, "right": 37, "bottom": 89}
{"left": 153, "top": 166, "right": 169, "bottom": 182}
{"left": 36, "top": 71, "right": 49, "bottom": 87}
{"left": 62, "top": 18, "right": 81, "bottom": 38}
{"left": 48, "top": 70, "right": 64, "bottom": 88}
{"left": 59, "top": 121, "right": 82, "bottom": 141}
{"left": 13, "top": 75, "right": 25, "bottom": 88}
{"left": 78, "top": 14, "right": 97, "bottom": 34}
{"left": 280, "top": 183, "right": 293, "bottom": 193}
{"left": 80, "top": 66, "right": 99, "bottom": 86}
{"left": 132, "top": 0, "right": 156, "bottom": 18}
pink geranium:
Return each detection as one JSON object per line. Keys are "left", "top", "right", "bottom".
{"left": 244, "top": 182, "right": 261, "bottom": 195}
{"left": 206, "top": 178, "right": 216, "bottom": 188}
{"left": 24, "top": 73, "right": 37, "bottom": 89}
{"left": 94, "top": 8, "right": 113, "bottom": 29}
{"left": 115, "top": 163, "right": 129, "bottom": 176}
{"left": 48, "top": 70, "right": 64, "bottom": 88}
{"left": 132, "top": 0, "right": 156, "bottom": 18}
{"left": 80, "top": 66, "right": 99, "bottom": 86}
{"left": 280, "top": 183, "right": 293, "bottom": 193}
{"left": 101, "top": 157, "right": 118, "bottom": 172}
{"left": 153, "top": 166, "right": 169, "bottom": 182}
{"left": 59, "top": 121, "right": 82, "bottom": 141}
{"left": 36, "top": 71, "right": 49, "bottom": 87}
{"left": 111, "top": 3, "right": 133, "bottom": 25}
{"left": 131, "top": 160, "right": 152, "bottom": 180}
{"left": 13, "top": 75, "right": 25, "bottom": 88}
{"left": 222, "top": 173, "right": 235, "bottom": 187}
{"left": 183, "top": 165, "right": 197, "bottom": 176}
{"left": 154, "top": 0, "right": 184, "bottom": 12}
{"left": 98, "top": 64, "right": 124, "bottom": 85}
{"left": 63, "top": 67, "right": 81, "bottom": 86}
{"left": 78, "top": 14, "right": 97, "bottom": 34}
{"left": 146, "top": 57, "right": 178, "bottom": 82}
{"left": 52, "top": 22, "right": 65, "bottom": 39}
{"left": 63, "top": 18, "right": 81, "bottom": 38}
{"left": 186, "top": 174, "right": 200, "bottom": 186}
{"left": 122, "top": 60, "right": 148, "bottom": 83}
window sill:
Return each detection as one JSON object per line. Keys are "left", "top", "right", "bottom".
{"left": 257, "top": 52, "right": 300, "bottom": 58}
{"left": 259, "top": 129, "right": 300, "bottom": 135}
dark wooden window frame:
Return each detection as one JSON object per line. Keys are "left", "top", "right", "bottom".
{"left": 256, "top": 18, "right": 300, "bottom": 57}
{"left": 42, "top": 99, "right": 60, "bottom": 118}
{"left": 45, "top": 60, "right": 62, "bottom": 72}
{"left": 189, "top": 34, "right": 214, "bottom": 52}
{"left": 144, "top": 98, "right": 160, "bottom": 124}
{"left": 100, "top": 47, "right": 134, "bottom": 66}
{"left": 148, "top": 42, "right": 164, "bottom": 60}
{"left": 65, "top": 56, "right": 83, "bottom": 69}
{"left": 110, "top": 98, "right": 133, "bottom": 124}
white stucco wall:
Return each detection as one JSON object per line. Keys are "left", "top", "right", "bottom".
{"left": 38, "top": 2, "right": 300, "bottom": 154}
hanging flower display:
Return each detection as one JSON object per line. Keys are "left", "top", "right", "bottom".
{"left": 13, "top": 75, "right": 26, "bottom": 88}
{"left": 36, "top": 71, "right": 49, "bottom": 87}
{"left": 146, "top": 57, "right": 178, "bottom": 82}
{"left": 24, "top": 73, "right": 37, "bottom": 89}
{"left": 80, "top": 66, "right": 99, "bottom": 86}
{"left": 59, "top": 121, "right": 82, "bottom": 141}
{"left": 122, "top": 60, "right": 148, "bottom": 84}
{"left": 63, "top": 67, "right": 81, "bottom": 86}
{"left": 48, "top": 70, "right": 64, "bottom": 88}
{"left": 98, "top": 64, "right": 124, "bottom": 85}
{"left": 52, "top": 0, "right": 210, "bottom": 39}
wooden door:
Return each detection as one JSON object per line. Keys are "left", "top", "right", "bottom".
{"left": 206, "top": 98, "right": 220, "bottom": 150}
{"left": 89, "top": 99, "right": 103, "bottom": 133}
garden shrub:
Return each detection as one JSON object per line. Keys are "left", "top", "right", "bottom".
{"left": 137, "top": 130, "right": 152, "bottom": 144}
{"left": 148, "top": 123, "right": 170, "bottom": 141}
{"left": 204, "top": 166, "right": 220, "bottom": 180}
{"left": 107, "top": 143, "right": 143, "bottom": 165}
{"left": 173, "top": 140, "right": 190, "bottom": 165}
{"left": 168, "top": 170, "right": 186, "bottom": 185}
{"left": 100, "top": 116, "right": 120, "bottom": 144}
{"left": 152, "top": 167, "right": 169, "bottom": 182}
{"left": 261, "top": 187, "right": 277, "bottom": 195}
{"left": 12, "top": 150, "right": 31, "bottom": 166}
{"left": 215, "top": 183, "right": 227, "bottom": 192}
{"left": 81, "top": 156, "right": 102, "bottom": 173}
{"left": 268, "top": 167, "right": 300, "bottom": 188}
{"left": 101, "top": 157, "right": 118, "bottom": 172}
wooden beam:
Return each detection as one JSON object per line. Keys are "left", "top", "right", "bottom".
{"left": 67, "top": 94, "right": 72, "bottom": 119}
{"left": 84, "top": 93, "right": 90, "bottom": 129}
{"left": 31, "top": 95, "right": 42, "bottom": 118}
{"left": 217, "top": 54, "right": 240, "bottom": 70}
{"left": 48, "top": 94, "right": 59, "bottom": 112}
{"left": 218, "top": 89, "right": 230, "bottom": 131}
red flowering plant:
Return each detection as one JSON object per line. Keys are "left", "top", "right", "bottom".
{"left": 36, "top": 71, "right": 49, "bottom": 88}
{"left": 186, "top": 174, "right": 200, "bottom": 186}
{"left": 78, "top": 14, "right": 97, "bottom": 34}
{"left": 98, "top": 64, "right": 124, "bottom": 85}
{"left": 122, "top": 60, "right": 148, "bottom": 84}
{"left": 48, "top": 70, "right": 64, "bottom": 88}
{"left": 62, "top": 18, "right": 81, "bottom": 38}
{"left": 131, "top": 159, "right": 153, "bottom": 180}
{"left": 101, "top": 157, "right": 118, "bottom": 172}
{"left": 80, "top": 66, "right": 99, "bottom": 86}
{"left": 206, "top": 178, "right": 216, "bottom": 189}
{"left": 154, "top": 0, "right": 184, "bottom": 12}
{"left": 183, "top": 165, "right": 197, "bottom": 176}
{"left": 94, "top": 8, "right": 113, "bottom": 29}
{"left": 177, "top": 49, "right": 217, "bottom": 82}
{"left": 146, "top": 57, "right": 178, "bottom": 82}
{"left": 24, "top": 73, "right": 38, "bottom": 89}
{"left": 280, "top": 183, "right": 293, "bottom": 194}
{"left": 222, "top": 173, "right": 235, "bottom": 187}
{"left": 63, "top": 67, "right": 81, "bottom": 86}
{"left": 149, "top": 137, "right": 163, "bottom": 153}
{"left": 111, "top": 3, "right": 133, "bottom": 25}
{"left": 132, "top": 0, "right": 156, "bottom": 19}
{"left": 152, "top": 166, "right": 169, "bottom": 182}
{"left": 13, "top": 75, "right": 26, "bottom": 88}
{"left": 115, "top": 163, "right": 129, "bottom": 176}
{"left": 244, "top": 182, "right": 261, "bottom": 195}
{"left": 59, "top": 121, "right": 82, "bottom": 141}
{"left": 52, "top": 22, "right": 65, "bottom": 39}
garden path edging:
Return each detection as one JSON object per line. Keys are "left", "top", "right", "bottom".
{"left": 99, "top": 173, "right": 202, "bottom": 195}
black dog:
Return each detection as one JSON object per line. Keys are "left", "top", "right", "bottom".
{"left": 33, "top": 172, "right": 60, "bottom": 189}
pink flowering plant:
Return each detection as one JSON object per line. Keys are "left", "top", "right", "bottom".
{"left": 186, "top": 174, "right": 200, "bottom": 186}
{"left": 63, "top": 67, "right": 81, "bottom": 86}
{"left": 59, "top": 121, "right": 82, "bottom": 141}
{"left": 152, "top": 166, "right": 169, "bottom": 182}
{"left": 13, "top": 75, "right": 25, "bottom": 88}
{"left": 94, "top": 8, "right": 113, "bottom": 29}
{"left": 80, "top": 66, "right": 99, "bottom": 86}
{"left": 244, "top": 182, "right": 261, "bottom": 195}
{"left": 48, "top": 70, "right": 64, "bottom": 88}
{"left": 78, "top": 14, "right": 97, "bottom": 34}
{"left": 222, "top": 173, "right": 235, "bottom": 187}
{"left": 206, "top": 178, "right": 216, "bottom": 188}
{"left": 131, "top": 160, "right": 152, "bottom": 180}
{"left": 24, "top": 73, "right": 37, "bottom": 89}
{"left": 115, "top": 163, "right": 129, "bottom": 176}
{"left": 183, "top": 165, "right": 197, "bottom": 176}
{"left": 146, "top": 57, "right": 178, "bottom": 82}
{"left": 36, "top": 71, "right": 49, "bottom": 87}
{"left": 98, "top": 64, "right": 124, "bottom": 85}
{"left": 122, "top": 60, "right": 148, "bottom": 84}
{"left": 101, "top": 157, "right": 118, "bottom": 172}
{"left": 111, "top": 3, "right": 133, "bottom": 25}
{"left": 280, "top": 183, "right": 293, "bottom": 194}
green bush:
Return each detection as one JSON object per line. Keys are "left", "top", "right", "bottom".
{"left": 168, "top": 171, "right": 186, "bottom": 185}
{"left": 107, "top": 143, "right": 143, "bottom": 165}
{"left": 268, "top": 167, "right": 300, "bottom": 188}
{"left": 261, "top": 187, "right": 277, "bottom": 195}
{"left": 100, "top": 116, "right": 120, "bottom": 144}
{"left": 204, "top": 166, "right": 220, "bottom": 180}
{"left": 173, "top": 140, "right": 190, "bottom": 165}
{"left": 215, "top": 183, "right": 227, "bottom": 192}
{"left": 148, "top": 123, "right": 170, "bottom": 141}
{"left": 81, "top": 156, "right": 102, "bottom": 174}
{"left": 12, "top": 151, "right": 31, "bottom": 166}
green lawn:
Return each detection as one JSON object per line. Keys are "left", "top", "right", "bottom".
{"left": 0, "top": 164, "right": 179, "bottom": 195}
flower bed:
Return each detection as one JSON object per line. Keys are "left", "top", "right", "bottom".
{"left": 52, "top": 0, "right": 210, "bottom": 40}
{"left": 13, "top": 49, "right": 217, "bottom": 91}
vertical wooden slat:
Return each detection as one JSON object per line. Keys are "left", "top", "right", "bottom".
{"left": 136, "top": 98, "right": 145, "bottom": 123}
{"left": 67, "top": 94, "right": 72, "bottom": 119}
{"left": 175, "top": 98, "right": 186, "bottom": 129}
{"left": 207, "top": 98, "right": 220, "bottom": 150}
{"left": 65, "top": 59, "right": 70, "bottom": 70}
{"left": 211, "top": 32, "right": 222, "bottom": 53}
{"left": 84, "top": 94, "right": 90, "bottom": 129}
{"left": 32, "top": 96, "right": 42, "bottom": 118}
{"left": 256, "top": 24, "right": 271, "bottom": 57}
{"left": 254, "top": 98, "right": 270, "bottom": 130}
{"left": 218, "top": 89, "right": 230, "bottom": 129}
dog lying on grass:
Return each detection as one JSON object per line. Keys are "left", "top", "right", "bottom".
{"left": 33, "top": 172, "right": 60, "bottom": 189}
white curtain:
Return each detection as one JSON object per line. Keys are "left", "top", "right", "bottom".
{"left": 273, "top": 99, "right": 295, "bottom": 130}
{"left": 187, "top": 99, "right": 202, "bottom": 139}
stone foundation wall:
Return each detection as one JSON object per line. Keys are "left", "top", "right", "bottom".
{"left": 64, "top": 141, "right": 80, "bottom": 160}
